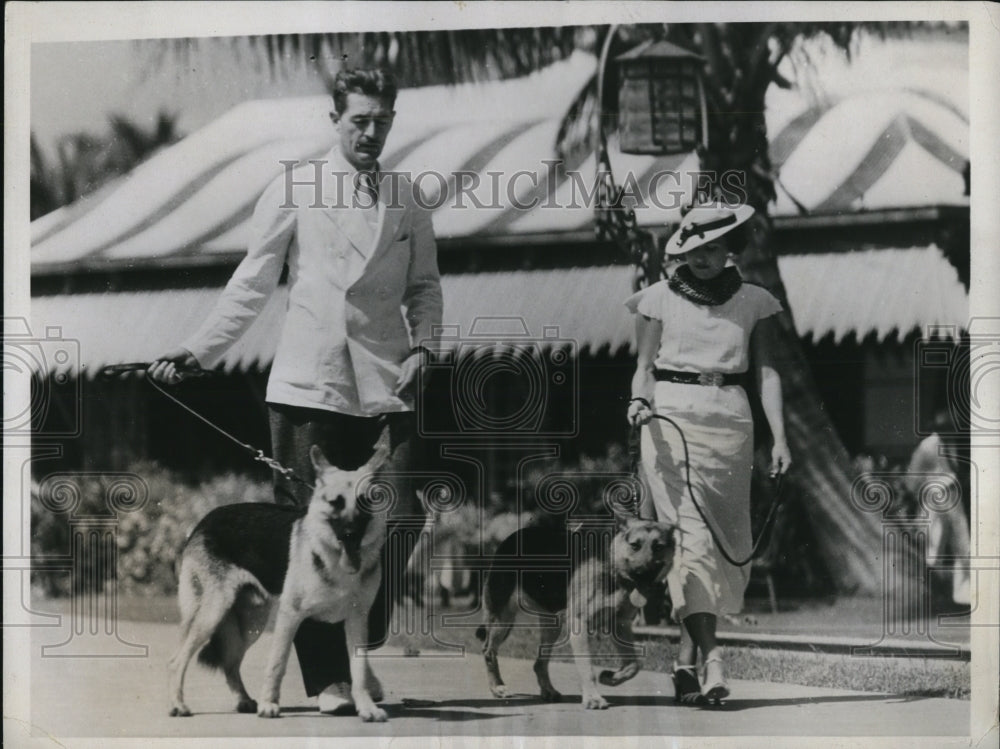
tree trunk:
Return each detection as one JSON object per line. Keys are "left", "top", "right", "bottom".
{"left": 678, "top": 23, "right": 893, "bottom": 594}
{"left": 738, "top": 216, "right": 883, "bottom": 594}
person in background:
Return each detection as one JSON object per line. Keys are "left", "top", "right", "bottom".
{"left": 149, "top": 67, "right": 442, "bottom": 715}
{"left": 905, "top": 410, "right": 971, "bottom": 608}
{"left": 625, "top": 202, "right": 791, "bottom": 705}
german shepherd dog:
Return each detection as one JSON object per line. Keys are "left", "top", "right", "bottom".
{"left": 168, "top": 439, "right": 390, "bottom": 722}
{"left": 476, "top": 517, "right": 676, "bottom": 709}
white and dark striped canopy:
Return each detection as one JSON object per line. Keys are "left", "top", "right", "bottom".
{"left": 31, "top": 50, "right": 967, "bottom": 271}
{"left": 30, "top": 46, "right": 969, "bottom": 376}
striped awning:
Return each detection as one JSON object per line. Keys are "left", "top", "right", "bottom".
{"left": 779, "top": 246, "right": 967, "bottom": 344}
{"left": 30, "top": 246, "right": 968, "bottom": 377}
{"left": 31, "top": 49, "right": 968, "bottom": 273}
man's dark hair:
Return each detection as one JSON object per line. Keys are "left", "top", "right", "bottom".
{"left": 330, "top": 68, "right": 398, "bottom": 113}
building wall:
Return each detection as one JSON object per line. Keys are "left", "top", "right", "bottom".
{"left": 30, "top": 335, "right": 959, "bottom": 478}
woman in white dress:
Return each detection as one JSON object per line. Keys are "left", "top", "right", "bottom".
{"left": 625, "top": 203, "right": 791, "bottom": 705}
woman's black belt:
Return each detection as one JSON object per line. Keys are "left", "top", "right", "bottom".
{"left": 654, "top": 369, "right": 745, "bottom": 387}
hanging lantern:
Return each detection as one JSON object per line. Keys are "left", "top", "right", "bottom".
{"left": 615, "top": 40, "right": 707, "bottom": 155}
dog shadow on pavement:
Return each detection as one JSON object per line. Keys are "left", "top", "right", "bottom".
{"left": 396, "top": 693, "right": 678, "bottom": 712}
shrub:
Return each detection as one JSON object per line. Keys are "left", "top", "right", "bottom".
{"left": 517, "top": 443, "right": 636, "bottom": 520}
{"left": 32, "top": 462, "right": 272, "bottom": 597}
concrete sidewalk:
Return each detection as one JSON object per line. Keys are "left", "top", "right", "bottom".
{"left": 19, "top": 618, "right": 970, "bottom": 742}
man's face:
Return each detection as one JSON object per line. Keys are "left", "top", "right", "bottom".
{"left": 331, "top": 92, "right": 395, "bottom": 171}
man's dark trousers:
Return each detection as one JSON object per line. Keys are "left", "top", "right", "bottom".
{"left": 268, "top": 404, "right": 422, "bottom": 696}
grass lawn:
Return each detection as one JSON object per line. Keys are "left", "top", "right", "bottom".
{"left": 383, "top": 607, "right": 971, "bottom": 701}
{"left": 36, "top": 592, "right": 969, "bottom": 700}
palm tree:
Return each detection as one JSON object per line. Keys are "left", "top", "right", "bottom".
{"left": 30, "top": 135, "right": 60, "bottom": 220}
{"left": 30, "top": 111, "right": 181, "bottom": 219}
{"left": 155, "top": 22, "right": 947, "bottom": 593}
{"left": 552, "top": 22, "right": 914, "bottom": 594}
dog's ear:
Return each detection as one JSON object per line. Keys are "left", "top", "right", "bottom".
{"left": 614, "top": 512, "right": 634, "bottom": 534}
{"left": 361, "top": 425, "right": 392, "bottom": 474}
{"left": 310, "top": 444, "right": 332, "bottom": 473}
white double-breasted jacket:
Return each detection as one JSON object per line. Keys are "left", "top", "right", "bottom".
{"left": 183, "top": 148, "right": 443, "bottom": 416}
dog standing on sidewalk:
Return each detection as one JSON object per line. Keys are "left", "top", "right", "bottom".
{"left": 476, "top": 516, "right": 676, "bottom": 709}
{"left": 168, "top": 441, "right": 390, "bottom": 722}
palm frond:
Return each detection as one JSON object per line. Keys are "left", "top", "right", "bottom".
{"left": 31, "top": 110, "right": 182, "bottom": 218}
{"left": 175, "top": 28, "right": 585, "bottom": 88}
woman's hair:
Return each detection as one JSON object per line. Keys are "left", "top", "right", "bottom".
{"left": 722, "top": 222, "right": 750, "bottom": 255}
{"left": 330, "top": 68, "right": 398, "bottom": 113}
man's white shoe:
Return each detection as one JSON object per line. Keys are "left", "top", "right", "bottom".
{"left": 318, "top": 682, "right": 355, "bottom": 715}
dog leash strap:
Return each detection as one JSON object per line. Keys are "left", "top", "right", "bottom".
{"left": 627, "top": 424, "right": 643, "bottom": 517}
{"left": 142, "top": 372, "right": 315, "bottom": 491}
{"left": 637, "top": 414, "right": 787, "bottom": 567}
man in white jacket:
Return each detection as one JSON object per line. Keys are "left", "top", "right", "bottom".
{"left": 151, "top": 67, "right": 442, "bottom": 713}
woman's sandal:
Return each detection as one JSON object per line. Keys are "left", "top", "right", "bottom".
{"left": 701, "top": 654, "right": 730, "bottom": 705}
{"left": 671, "top": 663, "right": 706, "bottom": 706}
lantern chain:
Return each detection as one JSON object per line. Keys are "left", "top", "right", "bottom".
{"left": 594, "top": 144, "right": 663, "bottom": 291}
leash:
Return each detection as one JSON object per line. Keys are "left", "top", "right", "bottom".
{"left": 628, "top": 414, "right": 787, "bottom": 567}
{"left": 99, "top": 363, "right": 314, "bottom": 491}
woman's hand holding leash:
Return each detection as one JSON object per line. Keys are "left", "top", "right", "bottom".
{"left": 770, "top": 440, "right": 792, "bottom": 478}
{"left": 627, "top": 397, "right": 654, "bottom": 427}
{"left": 148, "top": 348, "right": 200, "bottom": 385}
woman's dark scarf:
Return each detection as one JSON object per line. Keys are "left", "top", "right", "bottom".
{"left": 668, "top": 264, "right": 743, "bottom": 306}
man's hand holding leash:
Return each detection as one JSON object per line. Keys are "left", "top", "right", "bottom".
{"left": 149, "top": 347, "right": 200, "bottom": 385}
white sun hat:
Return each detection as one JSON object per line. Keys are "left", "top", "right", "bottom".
{"left": 664, "top": 202, "right": 755, "bottom": 256}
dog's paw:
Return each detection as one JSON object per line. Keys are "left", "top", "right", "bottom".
{"left": 358, "top": 705, "right": 388, "bottom": 723}
{"left": 236, "top": 697, "right": 257, "bottom": 714}
{"left": 490, "top": 684, "right": 513, "bottom": 699}
{"left": 169, "top": 704, "right": 191, "bottom": 717}
{"left": 582, "top": 693, "right": 610, "bottom": 710}
{"left": 540, "top": 686, "right": 562, "bottom": 702}
{"left": 257, "top": 701, "right": 281, "bottom": 718}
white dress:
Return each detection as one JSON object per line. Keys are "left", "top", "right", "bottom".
{"left": 626, "top": 277, "right": 782, "bottom": 620}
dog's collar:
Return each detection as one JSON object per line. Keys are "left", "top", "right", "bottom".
{"left": 617, "top": 564, "right": 667, "bottom": 591}
{"left": 615, "top": 569, "right": 640, "bottom": 590}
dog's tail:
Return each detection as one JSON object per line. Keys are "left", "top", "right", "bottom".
{"left": 475, "top": 625, "right": 486, "bottom": 641}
